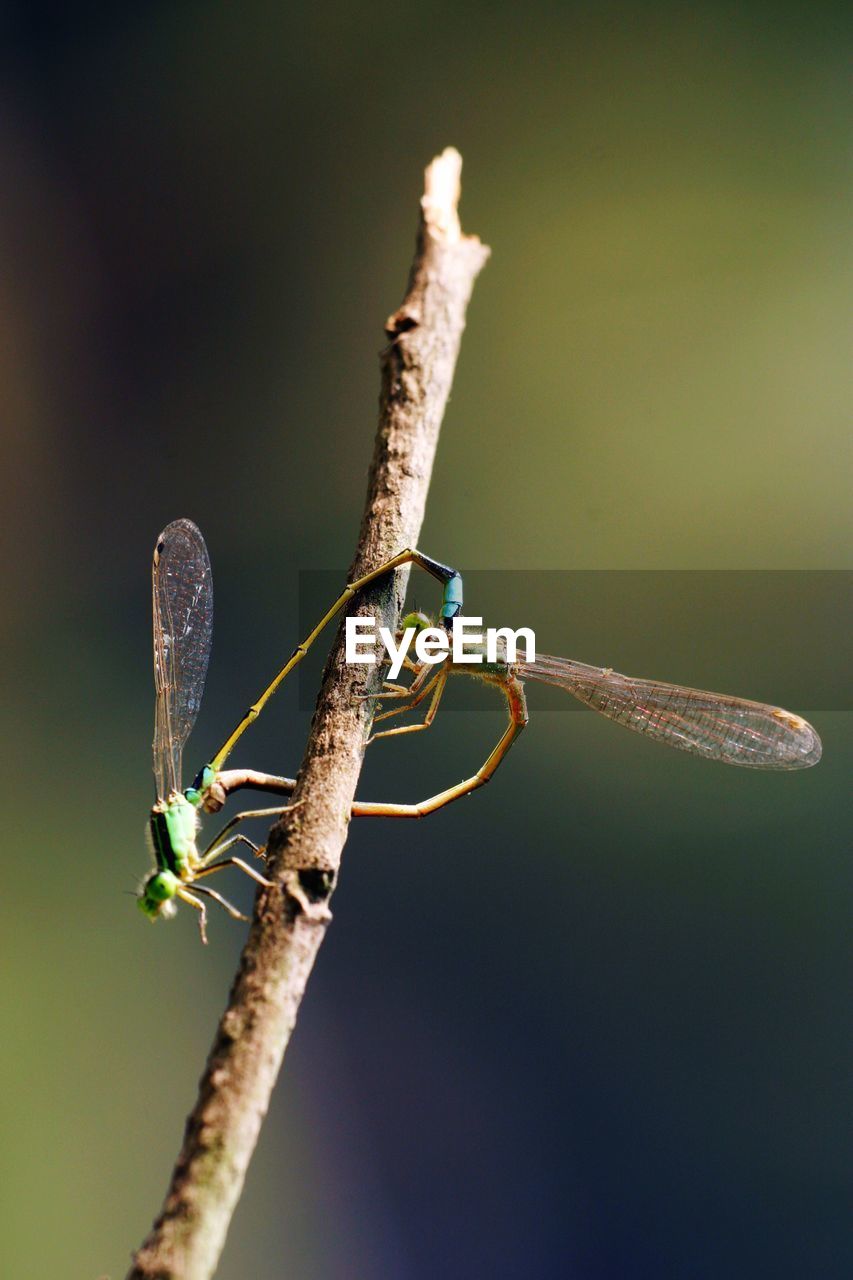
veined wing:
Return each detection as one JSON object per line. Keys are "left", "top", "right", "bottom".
{"left": 152, "top": 519, "right": 213, "bottom": 799}
{"left": 519, "top": 654, "right": 821, "bottom": 769}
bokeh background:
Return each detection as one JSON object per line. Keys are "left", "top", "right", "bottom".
{"left": 0, "top": 3, "right": 849, "bottom": 1277}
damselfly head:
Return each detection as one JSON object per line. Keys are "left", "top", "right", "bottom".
{"left": 399, "top": 610, "right": 432, "bottom": 638}
{"left": 137, "top": 870, "right": 179, "bottom": 922}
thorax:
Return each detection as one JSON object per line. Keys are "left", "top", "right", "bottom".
{"left": 148, "top": 792, "right": 200, "bottom": 877}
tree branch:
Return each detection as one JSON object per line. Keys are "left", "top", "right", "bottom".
{"left": 128, "top": 146, "right": 489, "bottom": 1280}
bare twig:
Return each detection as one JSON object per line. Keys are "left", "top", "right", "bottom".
{"left": 128, "top": 147, "right": 489, "bottom": 1280}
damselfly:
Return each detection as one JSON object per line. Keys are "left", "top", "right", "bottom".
{"left": 346, "top": 610, "right": 821, "bottom": 817}
{"left": 138, "top": 521, "right": 821, "bottom": 937}
{"left": 138, "top": 520, "right": 463, "bottom": 939}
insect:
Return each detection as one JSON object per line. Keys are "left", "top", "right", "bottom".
{"left": 138, "top": 520, "right": 821, "bottom": 939}
{"left": 351, "top": 610, "right": 822, "bottom": 820}
{"left": 139, "top": 519, "right": 282, "bottom": 942}
{"left": 138, "top": 520, "right": 464, "bottom": 939}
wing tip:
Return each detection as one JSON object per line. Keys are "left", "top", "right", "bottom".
{"left": 772, "top": 709, "right": 822, "bottom": 769}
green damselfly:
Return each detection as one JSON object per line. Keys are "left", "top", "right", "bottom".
{"left": 139, "top": 519, "right": 464, "bottom": 939}
{"left": 140, "top": 519, "right": 280, "bottom": 942}
{"left": 139, "top": 520, "right": 821, "bottom": 939}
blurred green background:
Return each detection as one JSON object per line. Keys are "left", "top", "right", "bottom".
{"left": 0, "top": 3, "right": 849, "bottom": 1277}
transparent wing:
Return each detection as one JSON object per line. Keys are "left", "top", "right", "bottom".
{"left": 519, "top": 654, "right": 821, "bottom": 770}
{"left": 152, "top": 519, "right": 213, "bottom": 799}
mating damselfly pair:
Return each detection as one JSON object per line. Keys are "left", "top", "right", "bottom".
{"left": 140, "top": 519, "right": 821, "bottom": 941}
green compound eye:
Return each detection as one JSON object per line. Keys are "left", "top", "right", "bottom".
{"left": 400, "top": 611, "right": 431, "bottom": 634}
{"left": 148, "top": 871, "right": 178, "bottom": 902}
{"left": 138, "top": 870, "right": 179, "bottom": 918}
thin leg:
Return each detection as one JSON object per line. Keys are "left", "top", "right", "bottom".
{"left": 369, "top": 666, "right": 448, "bottom": 742}
{"left": 357, "top": 659, "right": 434, "bottom": 706}
{"left": 176, "top": 887, "right": 209, "bottom": 944}
{"left": 201, "top": 832, "right": 262, "bottom": 861}
{"left": 370, "top": 666, "right": 442, "bottom": 724}
{"left": 199, "top": 804, "right": 301, "bottom": 864}
{"left": 356, "top": 684, "right": 431, "bottom": 725}
{"left": 209, "top": 549, "right": 461, "bottom": 771}
{"left": 356, "top": 675, "right": 529, "bottom": 818}
{"left": 361, "top": 681, "right": 413, "bottom": 700}
{"left": 195, "top": 857, "right": 273, "bottom": 889}
{"left": 192, "top": 883, "right": 250, "bottom": 926}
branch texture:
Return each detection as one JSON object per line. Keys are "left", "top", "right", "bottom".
{"left": 128, "top": 147, "right": 489, "bottom": 1280}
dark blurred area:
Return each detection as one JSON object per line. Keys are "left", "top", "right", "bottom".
{"left": 0, "top": 3, "right": 849, "bottom": 1277}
